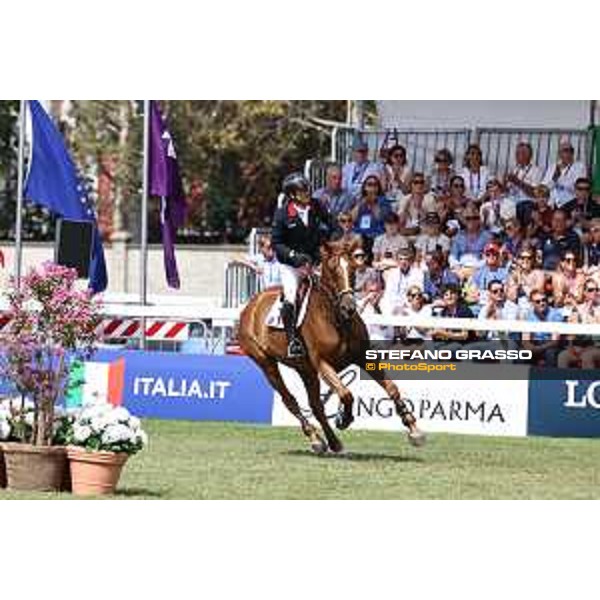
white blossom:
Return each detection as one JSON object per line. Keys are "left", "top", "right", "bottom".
{"left": 73, "top": 424, "right": 92, "bottom": 443}
{"left": 0, "top": 418, "right": 11, "bottom": 440}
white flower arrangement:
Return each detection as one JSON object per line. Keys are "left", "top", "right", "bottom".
{"left": 66, "top": 403, "right": 148, "bottom": 455}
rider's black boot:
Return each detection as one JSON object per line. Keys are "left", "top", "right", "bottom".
{"left": 281, "top": 300, "right": 305, "bottom": 358}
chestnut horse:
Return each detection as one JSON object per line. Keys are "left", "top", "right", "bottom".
{"left": 238, "top": 241, "right": 426, "bottom": 454}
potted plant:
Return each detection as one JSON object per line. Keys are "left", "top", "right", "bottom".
{"left": 65, "top": 403, "right": 148, "bottom": 496}
{"left": 0, "top": 262, "right": 101, "bottom": 492}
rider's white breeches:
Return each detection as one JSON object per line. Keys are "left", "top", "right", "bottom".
{"left": 279, "top": 263, "right": 300, "bottom": 303}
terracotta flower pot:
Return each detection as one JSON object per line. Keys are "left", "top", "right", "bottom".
{"left": 67, "top": 446, "right": 129, "bottom": 496}
{"left": 1, "top": 443, "right": 68, "bottom": 492}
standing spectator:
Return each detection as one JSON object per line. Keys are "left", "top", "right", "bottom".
{"left": 384, "top": 144, "right": 411, "bottom": 200}
{"left": 342, "top": 140, "right": 384, "bottom": 199}
{"left": 313, "top": 165, "right": 355, "bottom": 218}
{"left": 505, "top": 142, "right": 543, "bottom": 226}
{"left": 351, "top": 175, "right": 391, "bottom": 260}
{"left": 470, "top": 243, "right": 510, "bottom": 312}
{"left": 372, "top": 212, "right": 409, "bottom": 268}
{"left": 397, "top": 172, "right": 436, "bottom": 237}
{"left": 522, "top": 289, "right": 563, "bottom": 366}
{"left": 540, "top": 209, "right": 582, "bottom": 271}
{"left": 414, "top": 212, "right": 451, "bottom": 259}
{"left": 423, "top": 249, "right": 460, "bottom": 302}
{"left": 583, "top": 218, "right": 600, "bottom": 268}
{"left": 335, "top": 211, "right": 363, "bottom": 248}
{"left": 460, "top": 144, "right": 491, "bottom": 202}
{"left": 449, "top": 202, "right": 493, "bottom": 270}
{"left": 542, "top": 140, "right": 587, "bottom": 209}
{"left": 479, "top": 178, "right": 516, "bottom": 231}
{"left": 428, "top": 149, "right": 455, "bottom": 197}
{"left": 380, "top": 246, "right": 425, "bottom": 315}
{"left": 235, "top": 235, "right": 282, "bottom": 290}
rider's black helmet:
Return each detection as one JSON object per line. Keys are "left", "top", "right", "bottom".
{"left": 282, "top": 172, "right": 311, "bottom": 199}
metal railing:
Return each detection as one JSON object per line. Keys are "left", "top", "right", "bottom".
{"left": 223, "top": 261, "right": 261, "bottom": 308}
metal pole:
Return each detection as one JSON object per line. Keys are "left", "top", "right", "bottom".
{"left": 140, "top": 100, "right": 150, "bottom": 349}
{"left": 14, "top": 99, "right": 26, "bottom": 286}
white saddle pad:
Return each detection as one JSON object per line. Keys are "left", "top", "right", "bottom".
{"left": 266, "top": 283, "right": 312, "bottom": 329}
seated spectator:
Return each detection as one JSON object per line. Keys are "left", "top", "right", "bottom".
{"left": 563, "top": 177, "right": 592, "bottom": 226}
{"left": 384, "top": 144, "right": 411, "bottom": 200}
{"left": 459, "top": 144, "right": 491, "bottom": 202}
{"left": 398, "top": 285, "right": 433, "bottom": 342}
{"left": 528, "top": 185, "right": 554, "bottom": 242}
{"left": 542, "top": 139, "right": 587, "bottom": 209}
{"left": 504, "top": 142, "right": 543, "bottom": 226}
{"left": 372, "top": 212, "right": 409, "bottom": 269}
{"left": 430, "top": 283, "right": 475, "bottom": 343}
{"left": 506, "top": 242, "right": 545, "bottom": 311}
{"left": 351, "top": 175, "right": 391, "bottom": 260}
{"left": 500, "top": 217, "right": 527, "bottom": 262}
{"left": 449, "top": 202, "right": 493, "bottom": 270}
{"left": 585, "top": 191, "right": 600, "bottom": 221}
{"left": 522, "top": 289, "right": 563, "bottom": 366}
{"left": 342, "top": 140, "right": 385, "bottom": 199}
{"left": 428, "top": 148, "right": 455, "bottom": 197}
{"left": 470, "top": 242, "right": 510, "bottom": 311}
{"left": 540, "top": 208, "right": 582, "bottom": 271}
{"left": 396, "top": 172, "right": 436, "bottom": 237}
{"left": 423, "top": 249, "right": 460, "bottom": 302}
{"left": 551, "top": 249, "right": 585, "bottom": 307}
{"left": 357, "top": 273, "right": 394, "bottom": 341}
{"left": 414, "top": 211, "right": 451, "bottom": 259}
{"left": 336, "top": 211, "right": 363, "bottom": 248}
{"left": 235, "top": 235, "right": 282, "bottom": 289}
{"left": 478, "top": 280, "right": 519, "bottom": 339}
{"left": 583, "top": 218, "right": 600, "bottom": 268}
{"left": 479, "top": 178, "right": 516, "bottom": 231}
{"left": 572, "top": 278, "right": 600, "bottom": 323}
{"left": 313, "top": 164, "right": 355, "bottom": 218}
{"left": 380, "top": 246, "right": 425, "bottom": 315}
{"left": 352, "top": 248, "right": 378, "bottom": 300}
{"left": 446, "top": 175, "right": 469, "bottom": 222}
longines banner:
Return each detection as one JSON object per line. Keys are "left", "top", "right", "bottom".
{"left": 272, "top": 364, "right": 530, "bottom": 437}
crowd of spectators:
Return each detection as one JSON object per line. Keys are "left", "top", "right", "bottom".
{"left": 242, "top": 138, "right": 600, "bottom": 366}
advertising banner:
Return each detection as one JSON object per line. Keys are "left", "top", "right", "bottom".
{"left": 273, "top": 364, "right": 530, "bottom": 437}
{"left": 528, "top": 369, "right": 600, "bottom": 437}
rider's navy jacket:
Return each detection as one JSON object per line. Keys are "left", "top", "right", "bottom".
{"left": 272, "top": 198, "right": 333, "bottom": 267}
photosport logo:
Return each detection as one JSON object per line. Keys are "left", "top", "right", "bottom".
{"left": 563, "top": 380, "right": 600, "bottom": 410}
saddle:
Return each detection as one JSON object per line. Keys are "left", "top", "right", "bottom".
{"left": 266, "top": 277, "right": 312, "bottom": 329}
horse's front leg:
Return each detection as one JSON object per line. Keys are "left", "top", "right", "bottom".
{"left": 369, "top": 371, "right": 426, "bottom": 447}
{"left": 317, "top": 360, "right": 355, "bottom": 431}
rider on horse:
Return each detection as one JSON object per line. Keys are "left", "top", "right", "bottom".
{"left": 271, "top": 172, "right": 334, "bottom": 358}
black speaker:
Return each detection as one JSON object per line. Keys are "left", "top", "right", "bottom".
{"left": 55, "top": 219, "right": 94, "bottom": 278}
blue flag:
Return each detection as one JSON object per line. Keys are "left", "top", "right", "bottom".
{"left": 24, "top": 100, "right": 108, "bottom": 293}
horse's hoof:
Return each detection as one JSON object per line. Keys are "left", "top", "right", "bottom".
{"left": 328, "top": 439, "right": 345, "bottom": 454}
{"left": 407, "top": 429, "right": 427, "bottom": 448}
{"left": 310, "top": 437, "right": 328, "bottom": 455}
{"left": 335, "top": 409, "right": 354, "bottom": 431}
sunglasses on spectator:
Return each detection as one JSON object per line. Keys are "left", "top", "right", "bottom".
{"left": 435, "top": 158, "right": 449, "bottom": 164}
{"left": 465, "top": 216, "right": 480, "bottom": 221}
{"left": 365, "top": 181, "right": 379, "bottom": 187}
{"left": 592, "top": 227, "right": 600, "bottom": 233}
{"left": 412, "top": 179, "right": 425, "bottom": 185}
{"left": 586, "top": 286, "right": 598, "bottom": 293}
{"left": 339, "top": 217, "right": 352, "bottom": 224}
{"left": 576, "top": 186, "right": 591, "bottom": 192}
{"left": 452, "top": 183, "right": 465, "bottom": 188}
{"left": 519, "top": 254, "right": 533, "bottom": 260}
{"left": 353, "top": 253, "right": 366, "bottom": 259}
{"left": 533, "top": 298, "right": 547, "bottom": 305}
{"left": 408, "top": 291, "right": 422, "bottom": 299}
{"left": 392, "top": 152, "right": 404, "bottom": 159}
{"left": 564, "top": 257, "right": 576, "bottom": 263}
{"left": 490, "top": 287, "right": 504, "bottom": 295}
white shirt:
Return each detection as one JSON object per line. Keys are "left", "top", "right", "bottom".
{"left": 479, "top": 197, "right": 516, "bottom": 230}
{"left": 542, "top": 161, "right": 587, "bottom": 208}
{"left": 460, "top": 166, "right": 492, "bottom": 200}
{"left": 251, "top": 254, "right": 282, "bottom": 289}
{"left": 414, "top": 232, "right": 451, "bottom": 255}
{"left": 360, "top": 301, "right": 395, "bottom": 341}
{"left": 380, "top": 265, "right": 425, "bottom": 314}
{"left": 403, "top": 304, "right": 433, "bottom": 340}
{"left": 478, "top": 301, "right": 519, "bottom": 339}
{"left": 295, "top": 203, "right": 310, "bottom": 226}
{"left": 506, "top": 163, "right": 543, "bottom": 205}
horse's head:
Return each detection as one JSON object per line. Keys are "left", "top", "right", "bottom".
{"left": 320, "top": 239, "right": 360, "bottom": 322}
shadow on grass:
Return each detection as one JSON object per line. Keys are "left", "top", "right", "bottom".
{"left": 284, "top": 449, "right": 425, "bottom": 464}
{"left": 114, "top": 487, "right": 165, "bottom": 499}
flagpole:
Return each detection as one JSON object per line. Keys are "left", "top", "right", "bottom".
{"left": 140, "top": 100, "right": 150, "bottom": 350}
{"left": 14, "top": 100, "right": 26, "bottom": 286}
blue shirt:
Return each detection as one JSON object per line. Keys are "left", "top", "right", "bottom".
{"left": 450, "top": 230, "right": 493, "bottom": 264}
{"left": 526, "top": 307, "right": 564, "bottom": 341}
{"left": 423, "top": 269, "right": 459, "bottom": 300}
{"left": 313, "top": 187, "right": 355, "bottom": 217}
{"left": 353, "top": 197, "right": 391, "bottom": 239}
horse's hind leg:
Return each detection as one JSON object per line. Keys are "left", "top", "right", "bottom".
{"left": 260, "top": 358, "right": 328, "bottom": 454}
{"left": 368, "top": 371, "right": 426, "bottom": 447}
{"left": 298, "top": 365, "right": 344, "bottom": 454}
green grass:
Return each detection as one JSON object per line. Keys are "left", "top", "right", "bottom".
{"left": 2, "top": 420, "right": 600, "bottom": 499}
